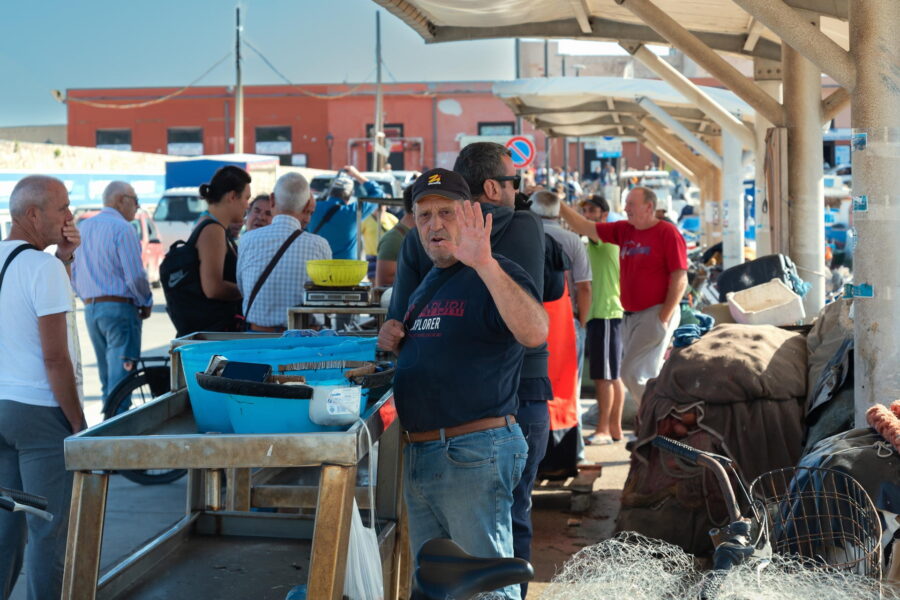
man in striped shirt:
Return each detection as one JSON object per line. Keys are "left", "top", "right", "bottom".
{"left": 237, "top": 172, "right": 331, "bottom": 331}
{"left": 72, "top": 181, "right": 152, "bottom": 410}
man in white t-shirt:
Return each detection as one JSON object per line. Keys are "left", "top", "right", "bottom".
{"left": 0, "top": 175, "right": 83, "bottom": 600}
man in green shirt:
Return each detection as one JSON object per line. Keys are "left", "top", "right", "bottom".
{"left": 581, "top": 195, "right": 627, "bottom": 443}
{"left": 374, "top": 187, "right": 415, "bottom": 287}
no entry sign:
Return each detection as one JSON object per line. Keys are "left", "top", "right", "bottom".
{"left": 506, "top": 136, "right": 535, "bottom": 169}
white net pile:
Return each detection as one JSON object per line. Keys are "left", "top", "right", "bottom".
{"left": 536, "top": 532, "right": 899, "bottom": 600}
{"left": 539, "top": 532, "right": 698, "bottom": 600}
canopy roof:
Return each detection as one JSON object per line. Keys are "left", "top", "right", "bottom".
{"left": 373, "top": 0, "right": 849, "bottom": 59}
{"left": 494, "top": 76, "right": 753, "bottom": 137}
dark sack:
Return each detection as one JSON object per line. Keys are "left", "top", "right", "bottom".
{"left": 717, "top": 253, "right": 801, "bottom": 302}
{"left": 160, "top": 220, "right": 242, "bottom": 337}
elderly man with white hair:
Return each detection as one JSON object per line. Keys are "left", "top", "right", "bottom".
{"left": 236, "top": 172, "right": 331, "bottom": 332}
{"left": 0, "top": 175, "right": 83, "bottom": 600}
{"left": 72, "top": 180, "right": 152, "bottom": 415}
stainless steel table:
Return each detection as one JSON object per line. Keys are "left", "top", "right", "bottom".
{"left": 62, "top": 380, "right": 405, "bottom": 599}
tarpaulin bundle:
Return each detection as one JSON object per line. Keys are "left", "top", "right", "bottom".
{"left": 616, "top": 324, "right": 808, "bottom": 555}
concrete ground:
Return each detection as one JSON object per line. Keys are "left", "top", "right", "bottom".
{"left": 10, "top": 288, "right": 634, "bottom": 598}
{"left": 528, "top": 401, "right": 633, "bottom": 598}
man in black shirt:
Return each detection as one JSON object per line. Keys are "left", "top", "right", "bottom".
{"left": 384, "top": 145, "right": 554, "bottom": 596}
{"left": 380, "top": 169, "right": 547, "bottom": 600}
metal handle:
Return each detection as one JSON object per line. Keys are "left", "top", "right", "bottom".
{"left": 652, "top": 435, "right": 702, "bottom": 464}
{"left": 0, "top": 486, "right": 48, "bottom": 510}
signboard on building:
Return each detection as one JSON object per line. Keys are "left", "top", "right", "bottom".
{"left": 583, "top": 136, "right": 623, "bottom": 158}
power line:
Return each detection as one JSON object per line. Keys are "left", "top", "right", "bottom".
{"left": 242, "top": 37, "right": 376, "bottom": 100}
{"left": 59, "top": 53, "right": 232, "bottom": 109}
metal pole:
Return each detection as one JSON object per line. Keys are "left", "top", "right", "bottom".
{"left": 374, "top": 11, "right": 385, "bottom": 172}
{"left": 615, "top": 0, "right": 785, "bottom": 127}
{"left": 623, "top": 43, "right": 756, "bottom": 149}
{"left": 234, "top": 7, "right": 244, "bottom": 154}
{"left": 515, "top": 39, "right": 522, "bottom": 135}
{"left": 638, "top": 97, "right": 723, "bottom": 168}
{"left": 851, "top": 0, "right": 900, "bottom": 424}
{"left": 783, "top": 21, "right": 826, "bottom": 320}
{"left": 544, "top": 40, "right": 551, "bottom": 179}
{"left": 721, "top": 131, "right": 744, "bottom": 269}
{"left": 753, "top": 57, "right": 783, "bottom": 257}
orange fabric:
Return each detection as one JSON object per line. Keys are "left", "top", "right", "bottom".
{"left": 544, "top": 280, "right": 579, "bottom": 431}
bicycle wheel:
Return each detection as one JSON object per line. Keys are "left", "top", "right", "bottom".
{"left": 106, "top": 367, "right": 187, "bottom": 486}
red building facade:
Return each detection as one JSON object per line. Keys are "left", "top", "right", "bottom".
{"left": 66, "top": 81, "right": 655, "bottom": 174}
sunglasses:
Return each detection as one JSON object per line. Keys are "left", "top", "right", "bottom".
{"left": 492, "top": 175, "right": 521, "bottom": 190}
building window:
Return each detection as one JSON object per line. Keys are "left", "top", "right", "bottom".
{"left": 96, "top": 129, "right": 132, "bottom": 151}
{"left": 167, "top": 128, "right": 203, "bottom": 156}
{"left": 478, "top": 122, "right": 515, "bottom": 136}
{"left": 255, "top": 126, "right": 292, "bottom": 165}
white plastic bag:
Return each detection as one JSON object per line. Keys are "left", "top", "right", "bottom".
{"left": 343, "top": 498, "right": 383, "bottom": 600}
{"left": 343, "top": 418, "right": 383, "bottom": 599}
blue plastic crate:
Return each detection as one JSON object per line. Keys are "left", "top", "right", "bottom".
{"left": 176, "top": 337, "right": 378, "bottom": 433}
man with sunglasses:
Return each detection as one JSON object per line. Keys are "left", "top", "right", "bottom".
{"left": 72, "top": 181, "right": 152, "bottom": 414}
{"left": 381, "top": 142, "right": 549, "bottom": 597}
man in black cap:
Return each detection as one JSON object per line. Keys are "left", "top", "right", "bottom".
{"left": 382, "top": 168, "right": 547, "bottom": 600}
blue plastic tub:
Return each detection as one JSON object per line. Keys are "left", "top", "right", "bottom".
{"left": 225, "top": 378, "right": 366, "bottom": 434}
{"left": 176, "top": 336, "right": 378, "bottom": 433}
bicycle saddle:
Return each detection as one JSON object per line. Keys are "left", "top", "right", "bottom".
{"left": 414, "top": 538, "right": 533, "bottom": 600}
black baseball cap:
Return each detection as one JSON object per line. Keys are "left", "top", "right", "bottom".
{"left": 410, "top": 168, "right": 471, "bottom": 204}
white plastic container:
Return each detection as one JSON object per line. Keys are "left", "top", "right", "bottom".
{"left": 309, "top": 382, "right": 362, "bottom": 426}
{"left": 726, "top": 278, "right": 806, "bottom": 326}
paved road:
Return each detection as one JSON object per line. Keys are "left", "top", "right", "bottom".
{"left": 11, "top": 289, "right": 187, "bottom": 599}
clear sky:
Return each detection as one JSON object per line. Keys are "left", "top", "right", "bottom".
{"left": 0, "top": 0, "right": 515, "bottom": 127}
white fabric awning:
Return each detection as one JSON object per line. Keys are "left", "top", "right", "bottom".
{"left": 494, "top": 76, "right": 753, "bottom": 137}
{"left": 373, "top": 0, "right": 849, "bottom": 59}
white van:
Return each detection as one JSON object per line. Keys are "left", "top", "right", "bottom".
{"left": 0, "top": 210, "right": 11, "bottom": 241}
{"left": 151, "top": 188, "right": 208, "bottom": 252}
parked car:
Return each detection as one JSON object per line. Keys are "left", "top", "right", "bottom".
{"left": 0, "top": 209, "right": 11, "bottom": 241}
{"left": 151, "top": 187, "right": 208, "bottom": 252}
{"left": 390, "top": 170, "right": 421, "bottom": 189}
{"left": 73, "top": 207, "right": 165, "bottom": 287}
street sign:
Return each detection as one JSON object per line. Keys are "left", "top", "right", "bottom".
{"left": 506, "top": 136, "right": 536, "bottom": 169}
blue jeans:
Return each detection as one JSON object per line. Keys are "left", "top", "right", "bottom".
{"left": 85, "top": 301, "right": 141, "bottom": 407}
{"left": 404, "top": 423, "right": 528, "bottom": 600}
{"left": 511, "top": 400, "right": 550, "bottom": 598}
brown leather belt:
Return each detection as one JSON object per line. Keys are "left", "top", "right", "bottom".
{"left": 403, "top": 415, "right": 517, "bottom": 443}
{"left": 84, "top": 295, "right": 131, "bottom": 305}
{"left": 248, "top": 323, "right": 287, "bottom": 333}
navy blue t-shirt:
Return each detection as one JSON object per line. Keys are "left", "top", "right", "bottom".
{"left": 393, "top": 255, "right": 541, "bottom": 433}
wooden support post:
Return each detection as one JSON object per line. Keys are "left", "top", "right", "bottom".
{"left": 307, "top": 464, "right": 357, "bottom": 599}
{"left": 62, "top": 472, "right": 109, "bottom": 600}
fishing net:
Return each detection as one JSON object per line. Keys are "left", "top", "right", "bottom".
{"left": 535, "top": 532, "right": 898, "bottom": 600}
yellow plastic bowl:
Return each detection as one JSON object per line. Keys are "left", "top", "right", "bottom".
{"left": 306, "top": 259, "right": 368, "bottom": 287}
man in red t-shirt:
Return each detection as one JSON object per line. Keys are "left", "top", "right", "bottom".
{"left": 560, "top": 187, "right": 687, "bottom": 404}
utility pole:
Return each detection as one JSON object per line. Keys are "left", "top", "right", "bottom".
{"left": 234, "top": 6, "right": 244, "bottom": 154}
{"left": 373, "top": 11, "right": 385, "bottom": 172}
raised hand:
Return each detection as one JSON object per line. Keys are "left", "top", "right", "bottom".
{"left": 446, "top": 201, "right": 493, "bottom": 269}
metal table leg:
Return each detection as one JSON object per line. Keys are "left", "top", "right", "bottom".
{"left": 62, "top": 471, "right": 110, "bottom": 600}
{"left": 307, "top": 464, "right": 358, "bottom": 599}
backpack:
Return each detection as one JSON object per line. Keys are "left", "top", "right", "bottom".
{"left": 160, "top": 220, "right": 242, "bottom": 337}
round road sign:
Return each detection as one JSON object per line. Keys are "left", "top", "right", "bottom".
{"left": 506, "top": 136, "right": 535, "bottom": 169}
